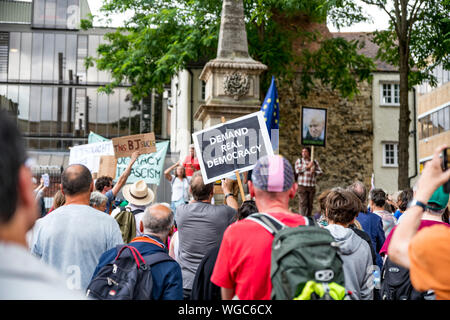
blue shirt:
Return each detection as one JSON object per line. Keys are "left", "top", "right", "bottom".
{"left": 356, "top": 211, "right": 386, "bottom": 269}
{"left": 105, "top": 189, "right": 115, "bottom": 214}
{"left": 394, "top": 209, "right": 403, "bottom": 220}
{"left": 92, "top": 235, "right": 183, "bottom": 300}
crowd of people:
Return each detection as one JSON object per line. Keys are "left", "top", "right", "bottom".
{"left": 0, "top": 108, "right": 449, "bottom": 301}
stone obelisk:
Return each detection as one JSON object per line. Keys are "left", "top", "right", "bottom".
{"left": 194, "top": 0, "right": 267, "bottom": 128}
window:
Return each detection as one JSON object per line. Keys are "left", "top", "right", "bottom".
{"left": 381, "top": 83, "right": 400, "bottom": 105}
{"left": 0, "top": 32, "right": 8, "bottom": 81}
{"left": 418, "top": 105, "right": 450, "bottom": 140}
{"left": 33, "top": 0, "right": 80, "bottom": 29}
{"left": 383, "top": 143, "right": 398, "bottom": 167}
{"left": 201, "top": 80, "right": 206, "bottom": 101}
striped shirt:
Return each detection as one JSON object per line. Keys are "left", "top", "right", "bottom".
{"left": 295, "top": 158, "right": 323, "bottom": 187}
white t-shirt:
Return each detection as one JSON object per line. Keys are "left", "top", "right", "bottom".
{"left": 0, "top": 242, "right": 86, "bottom": 299}
{"left": 171, "top": 175, "right": 189, "bottom": 202}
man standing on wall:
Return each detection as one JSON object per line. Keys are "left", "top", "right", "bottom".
{"left": 295, "top": 147, "right": 323, "bottom": 216}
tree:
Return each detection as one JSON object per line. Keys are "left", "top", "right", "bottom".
{"left": 360, "top": 0, "right": 450, "bottom": 189}
{"left": 82, "top": 0, "right": 376, "bottom": 103}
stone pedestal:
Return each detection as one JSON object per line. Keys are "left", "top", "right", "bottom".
{"left": 194, "top": 0, "right": 267, "bottom": 128}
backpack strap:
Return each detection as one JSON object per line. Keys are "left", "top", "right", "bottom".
{"left": 246, "top": 213, "right": 286, "bottom": 236}
{"left": 143, "top": 251, "right": 174, "bottom": 266}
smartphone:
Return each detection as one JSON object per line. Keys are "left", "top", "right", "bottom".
{"left": 443, "top": 148, "right": 450, "bottom": 193}
{"left": 42, "top": 173, "right": 50, "bottom": 188}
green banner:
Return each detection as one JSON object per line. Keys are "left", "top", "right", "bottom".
{"left": 88, "top": 133, "right": 169, "bottom": 186}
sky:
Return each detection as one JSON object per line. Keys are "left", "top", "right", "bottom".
{"left": 87, "top": 0, "right": 391, "bottom": 31}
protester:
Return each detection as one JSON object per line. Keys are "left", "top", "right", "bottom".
{"left": 349, "top": 181, "right": 385, "bottom": 270}
{"left": 388, "top": 145, "right": 450, "bottom": 300}
{"left": 191, "top": 198, "right": 258, "bottom": 301}
{"left": 182, "top": 144, "right": 200, "bottom": 178}
{"left": 30, "top": 164, "right": 124, "bottom": 292}
{"left": 33, "top": 176, "right": 47, "bottom": 218}
{"left": 379, "top": 186, "right": 448, "bottom": 300}
{"left": 369, "top": 188, "right": 397, "bottom": 237}
{"left": 0, "top": 109, "right": 84, "bottom": 299}
{"left": 89, "top": 191, "right": 108, "bottom": 213}
{"left": 164, "top": 160, "right": 190, "bottom": 220}
{"left": 175, "top": 171, "right": 236, "bottom": 299}
{"left": 91, "top": 203, "right": 183, "bottom": 300}
{"left": 394, "top": 188, "right": 414, "bottom": 220}
{"left": 323, "top": 188, "right": 374, "bottom": 300}
{"left": 95, "top": 150, "right": 141, "bottom": 214}
{"left": 47, "top": 190, "right": 65, "bottom": 214}
{"left": 211, "top": 155, "right": 308, "bottom": 300}
{"left": 116, "top": 180, "right": 155, "bottom": 238}
{"left": 295, "top": 147, "right": 323, "bottom": 216}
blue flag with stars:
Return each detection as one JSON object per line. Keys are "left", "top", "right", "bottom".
{"left": 261, "top": 76, "right": 279, "bottom": 151}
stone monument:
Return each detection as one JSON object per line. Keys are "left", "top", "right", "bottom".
{"left": 194, "top": 0, "right": 267, "bottom": 128}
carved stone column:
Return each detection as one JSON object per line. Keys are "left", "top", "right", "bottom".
{"left": 194, "top": 0, "right": 267, "bottom": 128}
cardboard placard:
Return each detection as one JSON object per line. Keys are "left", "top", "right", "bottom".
{"left": 112, "top": 132, "right": 157, "bottom": 159}
{"left": 97, "top": 155, "right": 118, "bottom": 179}
{"left": 192, "top": 111, "right": 274, "bottom": 184}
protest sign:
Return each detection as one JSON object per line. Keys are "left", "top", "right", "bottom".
{"left": 88, "top": 131, "right": 109, "bottom": 143}
{"left": 69, "top": 140, "right": 114, "bottom": 173}
{"left": 97, "top": 155, "right": 118, "bottom": 179}
{"left": 112, "top": 132, "right": 157, "bottom": 158}
{"left": 114, "top": 140, "right": 169, "bottom": 185}
{"left": 192, "top": 111, "right": 274, "bottom": 184}
{"left": 301, "top": 106, "right": 327, "bottom": 147}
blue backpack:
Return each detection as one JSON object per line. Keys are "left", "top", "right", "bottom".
{"left": 86, "top": 245, "right": 173, "bottom": 300}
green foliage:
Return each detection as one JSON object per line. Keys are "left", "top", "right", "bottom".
{"left": 84, "top": 0, "right": 376, "bottom": 101}
{"left": 368, "top": 0, "right": 449, "bottom": 89}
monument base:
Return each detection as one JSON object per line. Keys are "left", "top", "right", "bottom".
{"left": 194, "top": 103, "right": 262, "bottom": 128}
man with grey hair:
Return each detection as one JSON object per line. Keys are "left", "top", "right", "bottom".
{"left": 89, "top": 191, "right": 108, "bottom": 213}
{"left": 91, "top": 203, "right": 183, "bottom": 300}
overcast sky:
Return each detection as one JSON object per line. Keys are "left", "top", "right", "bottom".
{"left": 87, "top": 0, "right": 390, "bottom": 31}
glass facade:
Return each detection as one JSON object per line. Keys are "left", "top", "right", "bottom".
{"left": 0, "top": 1, "right": 164, "bottom": 155}
{"left": 418, "top": 105, "right": 450, "bottom": 140}
{"left": 32, "top": 0, "right": 80, "bottom": 30}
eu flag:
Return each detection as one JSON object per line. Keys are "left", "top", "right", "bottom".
{"left": 261, "top": 76, "right": 279, "bottom": 151}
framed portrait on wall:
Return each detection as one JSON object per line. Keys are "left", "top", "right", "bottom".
{"left": 301, "top": 107, "right": 327, "bottom": 147}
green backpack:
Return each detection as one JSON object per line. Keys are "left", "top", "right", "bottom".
{"left": 114, "top": 209, "right": 137, "bottom": 244}
{"left": 246, "top": 213, "right": 348, "bottom": 300}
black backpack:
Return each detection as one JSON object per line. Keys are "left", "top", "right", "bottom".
{"left": 86, "top": 245, "right": 173, "bottom": 300}
{"left": 380, "top": 257, "right": 434, "bottom": 300}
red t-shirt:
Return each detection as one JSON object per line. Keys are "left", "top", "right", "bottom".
{"left": 380, "top": 219, "right": 449, "bottom": 256}
{"left": 182, "top": 156, "right": 200, "bottom": 177}
{"left": 210, "top": 212, "right": 307, "bottom": 300}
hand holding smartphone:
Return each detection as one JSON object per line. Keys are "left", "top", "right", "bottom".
{"left": 443, "top": 148, "right": 450, "bottom": 193}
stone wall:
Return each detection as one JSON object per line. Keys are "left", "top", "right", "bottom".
{"left": 277, "top": 77, "right": 374, "bottom": 214}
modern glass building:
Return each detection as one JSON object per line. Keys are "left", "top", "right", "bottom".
{"left": 0, "top": 0, "right": 165, "bottom": 167}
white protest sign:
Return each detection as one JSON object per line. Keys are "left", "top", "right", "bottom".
{"left": 192, "top": 111, "right": 274, "bottom": 184}
{"left": 69, "top": 140, "right": 115, "bottom": 173}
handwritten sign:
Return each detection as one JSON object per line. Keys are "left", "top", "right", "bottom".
{"left": 112, "top": 132, "right": 157, "bottom": 159}
{"left": 69, "top": 140, "right": 115, "bottom": 173}
{"left": 192, "top": 111, "right": 273, "bottom": 184}
{"left": 114, "top": 140, "right": 169, "bottom": 185}
{"left": 97, "top": 155, "right": 118, "bottom": 179}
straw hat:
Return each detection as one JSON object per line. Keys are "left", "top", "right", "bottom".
{"left": 122, "top": 180, "right": 155, "bottom": 206}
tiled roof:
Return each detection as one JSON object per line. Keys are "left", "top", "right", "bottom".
{"left": 331, "top": 32, "right": 398, "bottom": 72}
